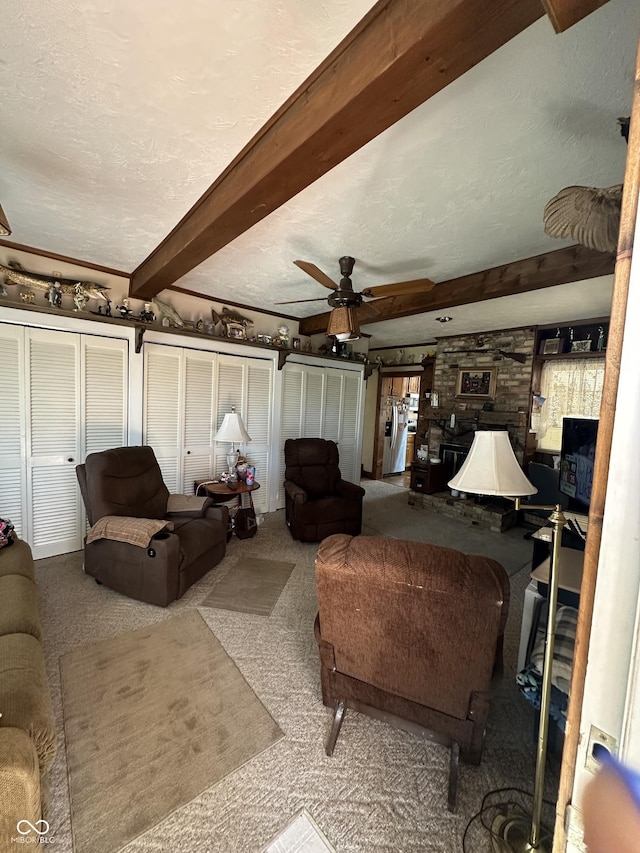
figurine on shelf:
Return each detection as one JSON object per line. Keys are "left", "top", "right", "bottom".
{"left": 277, "top": 324, "right": 290, "bottom": 348}
{"left": 73, "top": 283, "right": 88, "bottom": 312}
{"left": 116, "top": 298, "right": 134, "bottom": 319}
{"left": 139, "top": 302, "right": 155, "bottom": 323}
{"left": 48, "top": 282, "right": 63, "bottom": 308}
{"left": 597, "top": 326, "right": 605, "bottom": 351}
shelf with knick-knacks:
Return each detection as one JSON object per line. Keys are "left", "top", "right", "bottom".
{"left": 535, "top": 317, "right": 609, "bottom": 360}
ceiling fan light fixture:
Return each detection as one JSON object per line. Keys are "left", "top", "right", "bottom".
{"left": 0, "top": 203, "right": 11, "bottom": 237}
{"left": 327, "top": 306, "right": 360, "bottom": 341}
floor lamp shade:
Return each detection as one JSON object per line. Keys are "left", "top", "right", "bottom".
{"left": 448, "top": 431, "right": 537, "bottom": 497}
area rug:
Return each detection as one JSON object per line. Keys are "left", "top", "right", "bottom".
{"left": 200, "top": 557, "right": 296, "bottom": 616}
{"left": 262, "top": 809, "right": 335, "bottom": 853}
{"left": 60, "top": 610, "right": 283, "bottom": 853}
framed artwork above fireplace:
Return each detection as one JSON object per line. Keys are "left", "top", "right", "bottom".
{"left": 456, "top": 368, "right": 496, "bottom": 399}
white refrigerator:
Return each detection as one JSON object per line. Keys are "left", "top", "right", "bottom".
{"left": 382, "top": 397, "right": 408, "bottom": 475}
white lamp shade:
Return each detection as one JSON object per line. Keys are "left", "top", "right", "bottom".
{"left": 214, "top": 411, "right": 251, "bottom": 444}
{"left": 447, "top": 430, "right": 536, "bottom": 497}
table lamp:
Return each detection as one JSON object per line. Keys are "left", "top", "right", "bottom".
{"left": 214, "top": 406, "right": 251, "bottom": 475}
{"left": 448, "top": 430, "right": 567, "bottom": 852}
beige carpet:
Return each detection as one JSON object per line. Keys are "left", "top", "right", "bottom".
{"left": 60, "top": 610, "right": 283, "bottom": 853}
{"left": 201, "top": 557, "right": 296, "bottom": 616}
{"left": 36, "top": 480, "right": 558, "bottom": 852}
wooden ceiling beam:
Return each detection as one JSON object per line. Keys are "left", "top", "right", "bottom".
{"left": 541, "top": 0, "right": 611, "bottom": 33}
{"left": 298, "top": 244, "right": 616, "bottom": 336}
{"left": 129, "top": 0, "right": 543, "bottom": 299}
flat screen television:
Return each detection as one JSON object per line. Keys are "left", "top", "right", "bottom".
{"left": 559, "top": 416, "right": 599, "bottom": 510}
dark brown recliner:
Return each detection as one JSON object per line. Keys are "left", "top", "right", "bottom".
{"left": 283, "top": 438, "right": 365, "bottom": 543}
{"left": 76, "top": 446, "right": 229, "bottom": 607}
{"left": 314, "top": 534, "right": 509, "bottom": 811}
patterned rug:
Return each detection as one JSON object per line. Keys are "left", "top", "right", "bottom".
{"left": 60, "top": 610, "right": 283, "bottom": 853}
{"left": 201, "top": 557, "right": 296, "bottom": 616}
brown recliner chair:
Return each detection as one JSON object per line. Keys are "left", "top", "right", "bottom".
{"left": 283, "top": 438, "right": 365, "bottom": 543}
{"left": 314, "top": 534, "right": 510, "bottom": 811}
{"left": 76, "top": 446, "right": 229, "bottom": 607}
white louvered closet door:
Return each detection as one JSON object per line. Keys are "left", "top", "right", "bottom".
{"left": 0, "top": 325, "right": 26, "bottom": 538}
{"left": 278, "top": 367, "right": 304, "bottom": 506}
{"left": 27, "top": 328, "right": 82, "bottom": 558}
{"left": 278, "top": 363, "right": 364, "bottom": 508}
{"left": 215, "top": 355, "right": 273, "bottom": 512}
{"left": 214, "top": 356, "right": 245, "bottom": 477}
{"left": 84, "top": 337, "right": 128, "bottom": 456}
{"left": 144, "top": 343, "right": 182, "bottom": 493}
{"left": 338, "top": 372, "right": 361, "bottom": 483}
{"left": 183, "top": 349, "right": 216, "bottom": 493}
{"left": 245, "top": 360, "right": 272, "bottom": 514}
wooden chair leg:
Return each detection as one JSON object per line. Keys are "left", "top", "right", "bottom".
{"left": 325, "top": 699, "right": 346, "bottom": 756}
{"left": 447, "top": 742, "right": 460, "bottom": 813}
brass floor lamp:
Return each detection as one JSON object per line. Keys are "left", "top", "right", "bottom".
{"left": 448, "top": 431, "right": 567, "bottom": 852}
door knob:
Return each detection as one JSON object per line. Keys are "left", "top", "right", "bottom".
{"left": 68, "top": 457, "right": 74, "bottom": 463}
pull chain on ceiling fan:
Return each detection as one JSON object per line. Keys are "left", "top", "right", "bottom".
{"left": 277, "top": 256, "right": 436, "bottom": 340}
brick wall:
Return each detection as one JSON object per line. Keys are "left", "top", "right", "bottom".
{"left": 429, "top": 327, "right": 536, "bottom": 462}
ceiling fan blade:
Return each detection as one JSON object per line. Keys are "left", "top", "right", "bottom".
{"left": 294, "top": 260, "right": 338, "bottom": 290}
{"left": 362, "top": 278, "right": 436, "bottom": 299}
{"left": 274, "top": 297, "right": 329, "bottom": 305}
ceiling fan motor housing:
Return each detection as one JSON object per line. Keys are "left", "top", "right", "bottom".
{"left": 328, "top": 255, "right": 362, "bottom": 307}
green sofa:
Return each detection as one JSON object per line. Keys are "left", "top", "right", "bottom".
{"left": 0, "top": 538, "right": 57, "bottom": 850}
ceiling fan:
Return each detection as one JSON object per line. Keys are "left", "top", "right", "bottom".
{"left": 278, "top": 256, "right": 435, "bottom": 309}
{"left": 277, "top": 256, "right": 436, "bottom": 341}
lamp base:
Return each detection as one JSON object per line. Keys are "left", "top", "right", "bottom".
{"left": 490, "top": 812, "right": 552, "bottom": 853}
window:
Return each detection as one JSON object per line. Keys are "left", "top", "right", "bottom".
{"left": 536, "top": 358, "right": 605, "bottom": 452}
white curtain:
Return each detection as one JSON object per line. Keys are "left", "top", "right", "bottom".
{"left": 537, "top": 358, "right": 605, "bottom": 451}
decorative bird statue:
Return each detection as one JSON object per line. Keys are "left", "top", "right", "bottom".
{"left": 542, "top": 117, "right": 630, "bottom": 254}
{"left": 543, "top": 184, "right": 623, "bottom": 252}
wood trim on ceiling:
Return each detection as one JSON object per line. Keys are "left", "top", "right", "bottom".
{"left": 129, "top": 0, "right": 544, "bottom": 300}
{"left": 0, "top": 239, "right": 131, "bottom": 279}
{"left": 298, "top": 244, "right": 616, "bottom": 336}
{"left": 541, "top": 0, "right": 611, "bottom": 33}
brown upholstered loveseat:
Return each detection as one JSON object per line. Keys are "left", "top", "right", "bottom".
{"left": 314, "top": 533, "right": 509, "bottom": 808}
{"left": 0, "top": 538, "right": 57, "bottom": 851}
{"left": 77, "top": 446, "right": 229, "bottom": 607}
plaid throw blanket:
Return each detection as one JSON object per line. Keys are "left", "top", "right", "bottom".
{"left": 86, "top": 516, "right": 174, "bottom": 548}
{"left": 516, "top": 604, "right": 578, "bottom": 731}
{"left": 166, "top": 494, "right": 210, "bottom": 514}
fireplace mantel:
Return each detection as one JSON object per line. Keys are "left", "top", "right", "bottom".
{"left": 425, "top": 407, "right": 527, "bottom": 427}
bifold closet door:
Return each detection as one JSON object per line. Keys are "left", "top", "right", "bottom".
{"left": 278, "top": 364, "right": 363, "bottom": 507}
{"left": 26, "top": 330, "right": 129, "bottom": 558}
{"left": 26, "top": 329, "right": 82, "bottom": 557}
{"left": 0, "top": 324, "right": 27, "bottom": 538}
{"left": 144, "top": 344, "right": 218, "bottom": 494}
{"left": 215, "top": 355, "right": 272, "bottom": 515}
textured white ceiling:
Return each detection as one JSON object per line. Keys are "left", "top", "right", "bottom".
{"left": 1, "top": 0, "right": 638, "bottom": 347}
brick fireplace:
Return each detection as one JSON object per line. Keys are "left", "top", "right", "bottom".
{"left": 408, "top": 327, "right": 536, "bottom": 532}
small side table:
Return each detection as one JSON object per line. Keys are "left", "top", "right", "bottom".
{"left": 194, "top": 479, "right": 260, "bottom": 511}
{"left": 194, "top": 479, "right": 261, "bottom": 538}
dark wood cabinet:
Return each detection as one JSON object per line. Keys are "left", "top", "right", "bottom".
{"left": 410, "top": 461, "right": 451, "bottom": 494}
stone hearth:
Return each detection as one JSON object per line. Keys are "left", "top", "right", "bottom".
{"left": 408, "top": 489, "right": 518, "bottom": 533}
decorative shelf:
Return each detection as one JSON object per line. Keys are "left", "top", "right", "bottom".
{"left": 0, "top": 298, "right": 368, "bottom": 372}
{"left": 424, "top": 407, "right": 527, "bottom": 426}
{"left": 534, "top": 350, "right": 606, "bottom": 362}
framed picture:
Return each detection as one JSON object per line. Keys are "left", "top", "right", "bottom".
{"left": 571, "top": 340, "right": 592, "bottom": 353}
{"left": 540, "top": 337, "right": 564, "bottom": 355}
{"left": 456, "top": 368, "right": 496, "bottom": 399}
{"left": 226, "top": 322, "right": 246, "bottom": 339}
{"left": 292, "top": 337, "right": 301, "bottom": 350}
